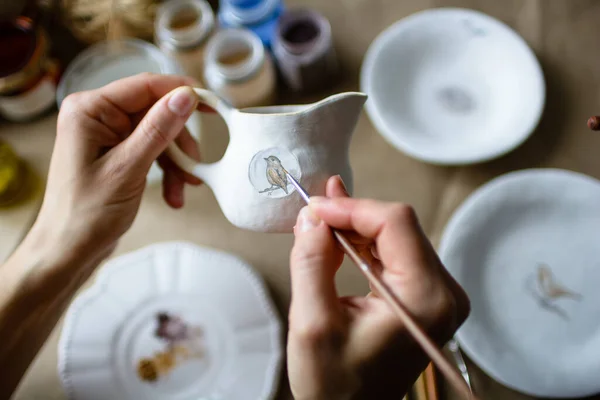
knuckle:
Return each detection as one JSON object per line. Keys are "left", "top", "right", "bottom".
{"left": 290, "top": 243, "right": 329, "bottom": 271}
{"left": 137, "top": 71, "right": 155, "bottom": 81}
{"left": 290, "top": 317, "right": 341, "bottom": 346}
{"left": 454, "top": 286, "right": 471, "bottom": 325}
{"left": 57, "top": 93, "right": 88, "bottom": 134}
{"left": 426, "top": 285, "right": 470, "bottom": 339}
{"left": 61, "top": 92, "right": 82, "bottom": 109}
{"left": 59, "top": 93, "right": 84, "bottom": 118}
{"left": 106, "top": 157, "right": 128, "bottom": 179}
{"left": 141, "top": 117, "right": 169, "bottom": 147}
{"left": 389, "top": 203, "right": 417, "bottom": 224}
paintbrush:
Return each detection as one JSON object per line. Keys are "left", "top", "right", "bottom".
{"left": 424, "top": 363, "right": 439, "bottom": 400}
{"left": 285, "top": 171, "right": 476, "bottom": 400}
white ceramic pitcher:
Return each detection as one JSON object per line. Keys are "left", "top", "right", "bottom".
{"left": 168, "top": 88, "right": 367, "bottom": 233}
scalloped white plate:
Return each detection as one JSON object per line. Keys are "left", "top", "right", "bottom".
{"left": 59, "top": 242, "right": 283, "bottom": 400}
{"left": 439, "top": 169, "right": 600, "bottom": 397}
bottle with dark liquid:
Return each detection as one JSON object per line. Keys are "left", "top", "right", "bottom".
{"left": 0, "top": 2, "right": 60, "bottom": 122}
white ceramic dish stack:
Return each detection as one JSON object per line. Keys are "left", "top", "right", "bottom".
{"left": 361, "top": 8, "right": 545, "bottom": 164}
{"left": 59, "top": 242, "right": 283, "bottom": 400}
{"left": 439, "top": 169, "right": 600, "bottom": 398}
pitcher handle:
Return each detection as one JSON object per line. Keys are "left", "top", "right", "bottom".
{"left": 166, "top": 88, "right": 232, "bottom": 180}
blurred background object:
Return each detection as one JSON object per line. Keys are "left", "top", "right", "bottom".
{"left": 203, "top": 27, "right": 276, "bottom": 107}
{"left": 60, "top": 0, "right": 159, "bottom": 43}
{"left": 155, "top": 0, "right": 215, "bottom": 84}
{"left": 218, "top": 0, "right": 284, "bottom": 47}
{"left": 0, "top": 0, "right": 28, "bottom": 19}
{"left": 0, "top": 139, "right": 32, "bottom": 206}
{"left": 273, "top": 8, "right": 338, "bottom": 93}
{"left": 0, "top": 16, "right": 60, "bottom": 121}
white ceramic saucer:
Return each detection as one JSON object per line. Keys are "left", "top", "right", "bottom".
{"left": 439, "top": 169, "right": 600, "bottom": 397}
{"left": 361, "top": 8, "right": 545, "bottom": 164}
{"left": 59, "top": 242, "right": 283, "bottom": 400}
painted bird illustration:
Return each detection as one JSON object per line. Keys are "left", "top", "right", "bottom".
{"left": 537, "top": 264, "right": 582, "bottom": 301}
{"left": 263, "top": 155, "right": 288, "bottom": 194}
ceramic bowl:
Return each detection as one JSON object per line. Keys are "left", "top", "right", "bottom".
{"left": 361, "top": 8, "right": 545, "bottom": 164}
{"left": 439, "top": 169, "right": 600, "bottom": 397}
{"left": 58, "top": 242, "right": 283, "bottom": 400}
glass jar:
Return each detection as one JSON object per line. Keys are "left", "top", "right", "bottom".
{"left": 204, "top": 28, "right": 276, "bottom": 108}
{"left": 272, "top": 9, "right": 338, "bottom": 93}
{"left": 0, "top": 17, "right": 60, "bottom": 122}
{"left": 0, "top": 140, "right": 27, "bottom": 206}
{"left": 218, "top": 0, "right": 284, "bottom": 48}
{"left": 155, "top": 0, "right": 215, "bottom": 84}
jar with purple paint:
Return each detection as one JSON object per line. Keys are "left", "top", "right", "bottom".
{"left": 218, "top": 0, "right": 284, "bottom": 48}
{"left": 272, "top": 9, "right": 338, "bottom": 93}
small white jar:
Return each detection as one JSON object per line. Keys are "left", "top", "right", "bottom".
{"left": 155, "top": 0, "right": 215, "bottom": 84}
{"left": 203, "top": 28, "right": 276, "bottom": 108}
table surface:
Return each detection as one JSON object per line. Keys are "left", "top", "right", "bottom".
{"left": 3, "top": 0, "right": 600, "bottom": 399}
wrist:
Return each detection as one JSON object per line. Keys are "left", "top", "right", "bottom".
{"left": 17, "top": 219, "right": 104, "bottom": 278}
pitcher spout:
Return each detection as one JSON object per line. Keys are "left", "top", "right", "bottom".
{"left": 316, "top": 92, "right": 368, "bottom": 120}
{"left": 309, "top": 92, "right": 367, "bottom": 143}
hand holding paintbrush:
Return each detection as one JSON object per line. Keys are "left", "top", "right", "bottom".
{"left": 286, "top": 175, "right": 473, "bottom": 399}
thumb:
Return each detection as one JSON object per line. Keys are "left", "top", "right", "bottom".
{"left": 290, "top": 207, "right": 343, "bottom": 324}
{"left": 121, "top": 86, "right": 198, "bottom": 172}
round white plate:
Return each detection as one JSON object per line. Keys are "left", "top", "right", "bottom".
{"left": 361, "top": 8, "right": 545, "bottom": 165}
{"left": 59, "top": 242, "right": 283, "bottom": 400}
{"left": 439, "top": 169, "right": 600, "bottom": 397}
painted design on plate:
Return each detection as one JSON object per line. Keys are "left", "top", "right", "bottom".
{"left": 249, "top": 147, "right": 301, "bottom": 199}
{"left": 437, "top": 87, "right": 475, "bottom": 114}
{"left": 527, "top": 264, "right": 582, "bottom": 320}
{"left": 137, "top": 312, "right": 205, "bottom": 383}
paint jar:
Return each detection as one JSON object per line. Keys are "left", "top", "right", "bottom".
{"left": 272, "top": 9, "right": 338, "bottom": 93}
{"left": 0, "top": 140, "right": 27, "bottom": 206}
{"left": 204, "top": 28, "right": 276, "bottom": 108}
{"left": 218, "top": 0, "right": 284, "bottom": 48}
{"left": 155, "top": 0, "right": 215, "bottom": 84}
{"left": 0, "top": 18, "right": 60, "bottom": 122}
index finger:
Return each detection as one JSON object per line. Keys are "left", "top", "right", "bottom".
{"left": 87, "top": 73, "right": 197, "bottom": 115}
{"left": 308, "top": 197, "right": 436, "bottom": 275}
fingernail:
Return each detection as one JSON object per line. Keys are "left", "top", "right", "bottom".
{"left": 336, "top": 175, "right": 350, "bottom": 196}
{"left": 168, "top": 87, "right": 198, "bottom": 116}
{"left": 297, "top": 206, "right": 320, "bottom": 233}
{"left": 371, "top": 245, "right": 380, "bottom": 260}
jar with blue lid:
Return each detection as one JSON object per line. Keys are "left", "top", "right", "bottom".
{"left": 218, "top": 0, "right": 284, "bottom": 48}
